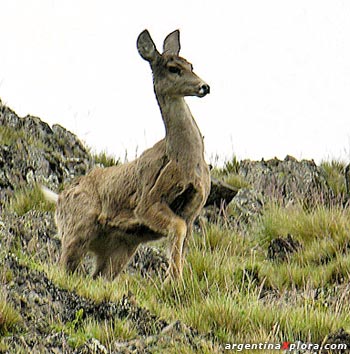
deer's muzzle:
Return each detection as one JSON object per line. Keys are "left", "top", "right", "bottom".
{"left": 198, "top": 84, "right": 210, "bottom": 97}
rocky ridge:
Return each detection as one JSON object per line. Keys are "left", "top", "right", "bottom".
{"left": 0, "top": 98, "right": 93, "bottom": 205}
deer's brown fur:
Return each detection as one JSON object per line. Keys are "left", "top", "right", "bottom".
{"left": 51, "top": 29, "right": 210, "bottom": 279}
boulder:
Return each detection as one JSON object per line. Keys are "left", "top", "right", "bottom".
{"left": 205, "top": 177, "right": 238, "bottom": 207}
{"left": 238, "top": 155, "right": 332, "bottom": 205}
{"left": 267, "top": 234, "right": 302, "bottom": 262}
{"left": 228, "top": 188, "right": 264, "bottom": 222}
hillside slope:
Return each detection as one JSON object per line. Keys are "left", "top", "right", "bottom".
{"left": 1, "top": 99, "right": 350, "bottom": 353}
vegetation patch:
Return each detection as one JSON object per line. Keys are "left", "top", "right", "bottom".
{"left": 320, "top": 159, "right": 348, "bottom": 199}
{"left": 0, "top": 294, "right": 22, "bottom": 336}
{"left": 0, "top": 126, "right": 45, "bottom": 150}
{"left": 8, "top": 184, "right": 55, "bottom": 216}
{"left": 93, "top": 150, "right": 120, "bottom": 168}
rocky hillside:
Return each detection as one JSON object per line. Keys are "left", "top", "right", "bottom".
{"left": 1, "top": 99, "right": 350, "bottom": 353}
{"left": 0, "top": 98, "right": 93, "bottom": 204}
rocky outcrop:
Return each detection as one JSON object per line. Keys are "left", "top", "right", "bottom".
{"left": 0, "top": 99, "right": 93, "bottom": 204}
{"left": 212, "top": 156, "right": 335, "bottom": 223}
{"left": 238, "top": 155, "right": 332, "bottom": 205}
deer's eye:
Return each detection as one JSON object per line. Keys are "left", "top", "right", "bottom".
{"left": 168, "top": 66, "right": 181, "bottom": 75}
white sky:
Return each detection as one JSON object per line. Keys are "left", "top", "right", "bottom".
{"left": 0, "top": 0, "right": 350, "bottom": 164}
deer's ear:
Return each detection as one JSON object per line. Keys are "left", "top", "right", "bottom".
{"left": 137, "top": 30, "right": 160, "bottom": 63}
{"left": 163, "top": 30, "right": 180, "bottom": 55}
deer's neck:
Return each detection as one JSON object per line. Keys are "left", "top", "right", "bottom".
{"left": 157, "top": 95, "right": 204, "bottom": 163}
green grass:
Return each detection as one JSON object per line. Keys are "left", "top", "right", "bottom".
{"left": 250, "top": 202, "right": 350, "bottom": 288}
{"left": 0, "top": 294, "right": 22, "bottom": 335}
{"left": 320, "top": 159, "right": 347, "bottom": 199}
{"left": 8, "top": 184, "right": 55, "bottom": 216}
{"left": 93, "top": 150, "right": 120, "bottom": 167}
{"left": 0, "top": 126, "right": 26, "bottom": 146}
{"left": 211, "top": 155, "right": 250, "bottom": 189}
{"left": 253, "top": 202, "right": 350, "bottom": 246}
{"left": 219, "top": 155, "right": 241, "bottom": 176}
{"left": 2, "top": 158, "right": 350, "bottom": 351}
{"left": 7, "top": 199, "right": 350, "bottom": 348}
{"left": 0, "top": 126, "right": 46, "bottom": 150}
{"left": 51, "top": 313, "right": 138, "bottom": 349}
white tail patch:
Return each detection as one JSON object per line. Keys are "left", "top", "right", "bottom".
{"left": 40, "top": 185, "right": 59, "bottom": 204}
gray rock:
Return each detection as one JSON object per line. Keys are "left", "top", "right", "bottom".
{"left": 0, "top": 210, "right": 59, "bottom": 264}
{"left": 206, "top": 176, "right": 238, "bottom": 207}
{"left": 267, "top": 234, "right": 302, "bottom": 262}
{"left": 0, "top": 100, "right": 22, "bottom": 129}
{"left": 323, "top": 328, "right": 350, "bottom": 354}
{"left": 228, "top": 188, "right": 264, "bottom": 222}
{"left": 238, "top": 155, "right": 332, "bottom": 205}
{"left": 128, "top": 245, "right": 168, "bottom": 277}
{"left": 0, "top": 100, "right": 93, "bottom": 202}
{"left": 22, "top": 115, "right": 54, "bottom": 144}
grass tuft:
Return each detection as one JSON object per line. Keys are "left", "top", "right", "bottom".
{"left": 8, "top": 184, "right": 55, "bottom": 216}
{"left": 0, "top": 294, "right": 22, "bottom": 335}
{"left": 0, "top": 126, "right": 46, "bottom": 150}
{"left": 320, "top": 160, "right": 347, "bottom": 199}
{"left": 93, "top": 150, "right": 120, "bottom": 167}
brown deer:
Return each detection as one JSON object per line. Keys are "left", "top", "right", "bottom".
{"left": 43, "top": 29, "right": 210, "bottom": 280}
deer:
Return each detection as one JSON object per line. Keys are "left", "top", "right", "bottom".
{"left": 42, "top": 29, "right": 211, "bottom": 280}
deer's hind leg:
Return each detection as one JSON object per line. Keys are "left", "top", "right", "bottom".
{"left": 59, "top": 212, "right": 101, "bottom": 273}
{"left": 56, "top": 188, "right": 101, "bottom": 274}
{"left": 91, "top": 232, "right": 140, "bottom": 280}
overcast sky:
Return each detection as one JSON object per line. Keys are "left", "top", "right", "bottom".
{"left": 0, "top": 0, "right": 349, "bottom": 164}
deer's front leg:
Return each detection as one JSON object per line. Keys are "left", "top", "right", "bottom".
{"left": 135, "top": 200, "right": 187, "bottom": 278}
{"left": 135, "top": 162, "right": 187, "bottom": 278}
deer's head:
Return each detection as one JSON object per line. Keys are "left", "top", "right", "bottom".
{"left": 137, "top": 29, "right": 210, "bottom": 99}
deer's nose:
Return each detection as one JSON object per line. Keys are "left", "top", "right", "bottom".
{"left": 199, "top": 84, "right": 210, "bottom": 96}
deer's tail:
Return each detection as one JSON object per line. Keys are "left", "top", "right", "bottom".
{"left": 40, "top": 185, "right": 59, "bottom": 204}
